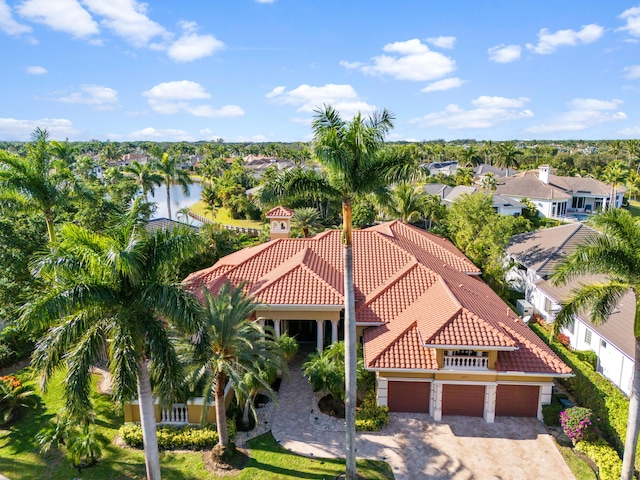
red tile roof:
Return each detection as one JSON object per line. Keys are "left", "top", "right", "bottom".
{"left": 265, "top": 206, "right": 294, "bottom": 218}
{"left": 184, "top": 220, "right": 570, "bottom": 376}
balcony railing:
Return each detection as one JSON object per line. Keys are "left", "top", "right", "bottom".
{"left": 443, "top": 354, "right": 488, "bottom": 370}
{"left": 160, "top": 403, "right": 189, "bottom": 424}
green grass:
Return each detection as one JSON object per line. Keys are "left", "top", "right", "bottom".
{"left": 628, "top": 199, "right": 640, "bottom": 217}
{"left": 557, "top": 444, "right": 597, "bottom": 480}
{"left": 189, "top": 201, "right": 263, "bottom": 229}
{"left": 0, "top": 368, "right": 392, "bottom": 479}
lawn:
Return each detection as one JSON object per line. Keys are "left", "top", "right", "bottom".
{"left": 628, "top": 199, "right": 640, "bottom": 217}
{"left": 189, "top": 201, "right": 263, "bottom": 230}
{"left": 0, "top": 368, "right": 392, "bottom": 479}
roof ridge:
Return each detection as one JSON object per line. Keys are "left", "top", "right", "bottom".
{"left": 356, "top": 260, "right": 420, "bottom": 312}
{"left": 250, "top": 248, "right": 310, "bottom": 295}
{"left": 367, "top": 320, "right": 418, "bottom": 367}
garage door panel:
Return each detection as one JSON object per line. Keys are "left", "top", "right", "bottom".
{"left": 388, "top": 381, "right": 430, "bottom": 413}
{"left": 442, "top": 384, "right": 485, "bottom": 417}
{"left": 495, "top": 385, "right": 539, "bottom": 417}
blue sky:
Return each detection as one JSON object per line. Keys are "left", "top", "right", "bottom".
{"left": 1, "top": 0, "right": 640, "bottom": 142}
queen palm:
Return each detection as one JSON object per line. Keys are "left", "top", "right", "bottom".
{"left": 21, "top": 203, "right": 204, "bottom": 480}
{"left": 124, "top": 160, "right": 163, "bottom": 202}
{"left": 152, "top": 153, "right": 191, "bottom": 220}
{"left": 552, "top": 208, "right": 640, "bottom": 480}
{"left": 385, "top": 183, "right": 426, "bottom": 223}
{"left": 292, "top": 207, "right": 323, "bottom": 237}
{"left": 189, "top": 283, "right": 284, "bottom": 449}
{"left": 0, "top": 128, "right": 73, "bottom": 243}
{"left": 602, "top": 160, "right": 628, "bottom": 209}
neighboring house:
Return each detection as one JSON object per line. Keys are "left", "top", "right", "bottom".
{"left": 474, "top": 164, "right": 511, "bottom": 178}
{"left": 424, "top": 184, "right": 525, "bottom": 217}
{"left": 424, "top": 161, "right": 458, "bottom": 177}
{"left": 494, "top": 165, "right": 624, "bottom": 219}
{"left": 184, "top": 210, "right": 571, "bottom": 422}
{"left": 507, "top": 223, "right": 635, "bottom": 395}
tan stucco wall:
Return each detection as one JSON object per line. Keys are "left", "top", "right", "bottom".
{"left": 256, "top": 309, "right": 340, "bottom": 321}
{"left": 376, "top": 370, "right": 555, "bottom": 385}
{"left": 379, "top": 371, "right": 436, "bottom": 379}
{"left": 488, "top": 351, "right": 498, "bottom": 369}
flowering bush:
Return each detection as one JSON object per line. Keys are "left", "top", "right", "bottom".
{"left": 556, "top": 333, "right": 570, "bottom": 348}
{"left": 1, "top": 375, "right": 21, "bottom": 389}
{"left": 560, "top": 406, "right": 593, "bottom": 445}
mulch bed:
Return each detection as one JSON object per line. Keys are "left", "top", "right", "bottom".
{"left": 203, "top": 446, "right": 251, "bottom": 476}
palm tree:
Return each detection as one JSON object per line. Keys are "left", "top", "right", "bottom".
{"left": 152, "top": 153, "right": 192, "bottom": 220}
{"left": 480, "top": 172, "right": 498, "bottom": 191}
{"left": 190, "top": 283, "right": 284, "bottom": 449}
{"left": 21, "top": 203, "right": 204, "bottom": 480}
{"left": 310, "top": 105, "right": 406, "bottom": 479}
{"left": 124, "top": 160, "right": 163, "bottom": 202}
{"left": 483, "top": 140, "right": 494, "bottom": 166}
{"left": 496, "top": 142, "right": 522, "bottom": 177}
{"left": 551, "top": 208, "right": 640, "bottom": 480}
{"left": 0, "top": 128, "right": 73, "bottom": 243}
{"left": 386, "top": 183, "right": 426, "bottom": 223}
{"left": 292, "top": 207, "right": 323, "bottom": 237}
{"left": 602, "top": 160, "right": 628, "bottom": 209}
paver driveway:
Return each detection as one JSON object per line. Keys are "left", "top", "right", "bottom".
{"left": 272, "top": 358, "right": 574, "bottom": 479}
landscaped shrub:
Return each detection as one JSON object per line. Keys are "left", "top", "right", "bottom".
{"left": 542, "top": 400, "right": 564, "bottom": 427}
{"left": 355, "top": 391, "right": 389, "bottom": 432}
{"left": 0, "top": 343, "right": 16, "bottom": 368}
{"left": 574, "top": 350, "right": 598, "bottom": 371}
{"left": 529, "top": 323, "right": 636, "bottom": 467}
{"left": 119, "top": 421, "right": 237, "bottom": 450}
{"left": 560, "top": 407, "right": 593, "bottom": 444}
{"left": 0, "top": 374, "right": 37, "bottom": 425}
{"left": 576, "top": 439, "right": 623, "bottom": 480}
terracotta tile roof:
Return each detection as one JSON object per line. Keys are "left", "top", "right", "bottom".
{"left": 265, "top": 206, "right": 294, "bottom": 218}
{"left": 185, "top": 220, "right": 569, "bottom": 376}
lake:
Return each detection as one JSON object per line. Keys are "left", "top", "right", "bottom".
{"left": 149, "top": 181, "right": 204, "bottom": 221}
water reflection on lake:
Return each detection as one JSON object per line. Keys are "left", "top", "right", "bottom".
{"left": 149, "top": 181, "right": 204, "bottom": 222}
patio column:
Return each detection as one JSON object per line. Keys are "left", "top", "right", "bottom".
{"left": 316, "top": 319, "right": 324, "bottom": 352}
{"left": 331, "top": 319, "right": 339, "bottom": 344}
{"left": 274, "top": 319, "right": 281, "bottom": 339}
{"left": 484, "top": 384, "right": 496, "bottom": 423}
{"left": 431, "top": 382, "right": 443, "bottom": 421}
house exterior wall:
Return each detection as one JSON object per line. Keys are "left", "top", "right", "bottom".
{"left": 497, "top": 205, "right": 523, "bottom": 216}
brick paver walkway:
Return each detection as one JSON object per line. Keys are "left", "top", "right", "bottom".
{"left": 272, "top": 356, "right": 575, "bottom": 479}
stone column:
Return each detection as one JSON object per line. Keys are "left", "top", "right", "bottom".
{"left": 274, "top": 319, "right": 281, "bottom": 339}
{"left": 376, "top": 376, "right": 388, "bottom": 407}
{"left": 331, "top": 320, "right": 339, "bottom": 344}
{"left": 316, "top": 319, "right": 324, "bottom": 352}
{"left": 431, "top": 382, "right": 443, "bottom": 421}
{"left": 484, "top": 384, "right": 496, "bottom": 423}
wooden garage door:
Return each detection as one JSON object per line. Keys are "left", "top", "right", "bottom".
{"left": 495, "top": 385, "right": 539, "bottom": 417}
{"left": 387, "top": 381, "right": 430, "bottom": 413}
{"left": 442, "top": 384, "right": 485, "bottom": 417}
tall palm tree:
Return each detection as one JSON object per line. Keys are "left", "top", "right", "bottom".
{"left": 310, "top": 105, "right": 405, "bottom": 479}
{"left": 0, "top": 128, "right": 73, "bottom": 243}
{"left": 496, "top": 142, "right": 522, "bottom": 177}
{"left": 152, "top": 153, "right": 191, "bottom": 220}
{"left": 552, "top": 208, "right": 640, "bottom": 480}
{"left": 386, "top": 183, "right": 426, "bottom": 223}
{"left": 190, "top": 283, "right": 284, "bottom": 448}
{"left": 483, "top": 140, "right": 494, "bottom": 166}
{"left": 602, "top": 160, "right": 628, "bottom": 209}
{"left": 21, "top": 203, "right": 204, "bottom": 480}
{"left": 124, "top": 160, "right": 163, "bottom": 202}
{"left": 292, "top": 207, "right": 323, "bottom": 237}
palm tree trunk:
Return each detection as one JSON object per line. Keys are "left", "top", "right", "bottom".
{"left": 44, "top": 210, "right": 56, "bottom": 244}
{"left": 242, "top": 397, "right": 251, "bottom": 428}
{"left": 137, "top": 359, "right": 162, "bottom": 480}
{"left": 165, "top": 181, "right": 172, "bottom": 219}
{"left": 621, "top": 338, "right": 640, "bottom": 480}
{"left": 215, "top": 372, "right": 229, "bottom": 446}
{"left": 342, "top": 202, "right": 357, "bottom": 479}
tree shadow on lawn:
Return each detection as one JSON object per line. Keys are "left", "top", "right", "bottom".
{"left": 0, "top": 402, "right": 53, "bottom": 454}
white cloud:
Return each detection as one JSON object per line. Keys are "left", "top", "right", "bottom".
{"left": 0, "top": 0, "right": 31, "bottom": 35}
{"left": 199, "top": 128, "right": 223, "bottom": 141}
{"left": 26, "top": 65, "right": 46, "bottom": 74}
{"left": 488, "top": 44, "right": 522, "bottom": 63}
{"left": 421, "top": 77, "right": 464, "bottom": 93}
{"left": 409, "top": 96, "right": 533, "bottom": 130}
{"left": 526, "top": 24, "right": 604, "bottom": 54}
{"left": 143, "top": 80, "right": 244, "bottom": 118}
{"left": 622, "top": 64, "right": 640, "bottom": 79}
{"left": 342, "top": 38, "right": 456, "bottom": 81}
{"left": 617, "top": 126, "right": 640, "bottom": 136}
{"left": 51, "top": 84, "right": 119, "bottom": 110}
{"left": 266, "top": 83, "right": 376, "bottom": 117}
{"left": 339, "top": 60, "right": 364, "bottom": 69}
{"left": 618, "top": 5, "right": 640, "bottom": 37}
{"left": 167, "top": 21, "right": 224, "bottom": 62}
{"left": 128, "top": 127, "right": 194, "bottom": 141}
{"left": 81, "top": 0, "right": 169, "bottom": 47}
{"left": 0, "top": 117, "right": 79, "bottom": 140}
{"left": 426, "top": 36, "right": 456, "bottom": 49}
{"left": 17, "top": 0, "right": 98, "bottom": 38}
{"left": 235, "top": 134, "right": 270, "bottom": 142}
{"left": 525, "top": 98, "right": 626, "bottom": 134}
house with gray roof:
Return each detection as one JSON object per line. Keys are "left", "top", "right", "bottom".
{"left": 424, "top": 184, "right": 525, "bottom": 217}
{"left": 507, "top": 223, "right": 635, "bottom": 395}
{"left": 494, "top": 165, "right": 623, "bottom": 220}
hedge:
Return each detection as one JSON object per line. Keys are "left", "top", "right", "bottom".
{"left": 529, "top": 323, "right": 634, "bottom": 467}
{"left": 119, "top": 421, "right": 237, "bottom": 450}
{"left": 356, "top": 391, "right": 389, "bottom": 432}
{"left": 576, "top": 439, "right": 623, "bottom": 480}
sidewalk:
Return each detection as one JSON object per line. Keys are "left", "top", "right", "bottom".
{"left": 271, "top": 356, "right": 575, "bottom": 480}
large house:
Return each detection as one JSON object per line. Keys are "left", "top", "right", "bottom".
{"left": 507, "top": 223, "right": 635, "bottom": 395}
{"left": 184, "top": 208, "right": 571, "bottom": 422}
{"left": 494, "top": 165, "right": 623, "bottom": 219}
{"left": 424, "top": 184, "right": 525, "bottom": 216}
